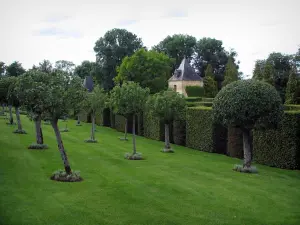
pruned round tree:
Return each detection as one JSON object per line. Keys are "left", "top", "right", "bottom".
{"left": 83, "top": 85, "right": 107, "bottom": 143}
{"left": 111, "top": 82, "right": 149, "bottom": 160}
{"left": 7, "top": 77, "right": 27, "bottom": 134}
{"left": 15, "top": 71, "right": 51, "bottom": 148}
{"left": 213, "top": 79, "right": 283, "bottom": 172}
{"left": 147, "top": 90, "right": 186, "bottom": 153}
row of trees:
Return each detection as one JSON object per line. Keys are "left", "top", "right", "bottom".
{"left": 1, "top": 28, "right": 241, "bottom": 96}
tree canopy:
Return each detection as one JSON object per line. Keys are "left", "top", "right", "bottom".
{"left": 285, "top": 68, "right": 299, "bottom": 104}
{"left": 222, "top": 57, "right": 239, "bottom": 87}
{"left": 203, "top": 64, "right": 218, "bottom": 97}
{"left": 152, "top": 34, "right": 197, "bottom": 69}
{"left": 74, "top": 60, "right": 97, "bottom": 79}
{"left": 6, "top": 61, "right": 26, "bottom": 77}
{"left": 114, "top": 48, "right": 174, "bottom": 93}
{"left": 94, "top": 28, "right": 144, "bottom": 90}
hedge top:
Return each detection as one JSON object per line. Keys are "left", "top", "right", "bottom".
{"left": 212, "top": 79, "right": 283, "bottom": 130}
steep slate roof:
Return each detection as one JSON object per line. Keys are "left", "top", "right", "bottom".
{"left": 169, "top": 58, "right": 202, "bottom": 81}
{"left": 83, "top": 76, "right": 94, "bottom": 92}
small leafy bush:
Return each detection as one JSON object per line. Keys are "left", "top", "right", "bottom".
{"left": 50, "top": 170, "right": 82, "bottom": 182}
{"left": 13, "top": 129, "right": 27, "bottom": 134}
{"left": 124, "top": 152, "right": 144, "bottom": 160}
{"left": 28, "top": 144, "right": 48, "bottom": 150}
{"left": 185, "top": 86, "right": 204, "bottom": 97}
{"left": 233, "top": 164, "right": 258, "bottom": 173}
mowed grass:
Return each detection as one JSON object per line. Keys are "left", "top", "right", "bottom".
{"left": 1, "top": 116, "right": 300, "bottom": 225}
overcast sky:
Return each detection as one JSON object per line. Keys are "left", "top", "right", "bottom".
{"left": 0, "top": 0, "right": 299, "bottom": 76}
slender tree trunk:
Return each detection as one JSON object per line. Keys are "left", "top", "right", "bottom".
{"left": 51, "top": 120, "right": 72, "bottom": 174}
{"left": 243, "top": 129, "right": 252, "bottom": 169}
{"left": 132, "top": 114, "right": 136, "bottom": 155}
{"left": 91, "top": 112, "right": 95, "bottom": 140}
{"left": 8, "top": 105, "right": 13, "bottom": 124}
{"left": 164, "top": 123, "right": 171, "bottom": 149}
{"left": 15, "top": 107, "right": 22, "bottom": 131}
{"left": 77, "top": 115, "right": 80, "bottom": 125}
{"left": 124, "top": 118, "right": 128, "bottom": 140}
{"left": 35, "top": 117, "right": 43, "bottom": 144}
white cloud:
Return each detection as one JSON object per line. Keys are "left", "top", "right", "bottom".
{"left": 0, "top": 0, "right": 299, "bottom": 76}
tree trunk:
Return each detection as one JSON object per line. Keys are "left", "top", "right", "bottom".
{"left": 243, "top": 129, "right": 252, "bottom": 169}
{"left": 124, "top": 118, "right": 128, "bottom": 140}
{"left": 91, "top": 112, "right": 95, "bottom": 140}
{"left": 77, "top": 115, "right": 80, "bottom": 125}
{"left": 35, "top": 117, "right": 43, "bottom": 144}
{"left": 15, "top": 107, "right": 22, "bottom": 131}
{"left": 8, "top": 105, "right": 13, "bottom": 124}
{"left": 51, "top": 120, "right": 72, "bottom": 174}
{"left": 164, "top": 124, "right": 171, "bottom": 149}
{"left": 132, "top": 114, "right": 136, "bottom": 155}
{"left": 1, "top": 104, "right": 4, "bottom": 114}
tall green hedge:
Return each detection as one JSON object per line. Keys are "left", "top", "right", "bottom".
{"left": 143, "top": 109, "right": 164, "bottom": 141}
{"left": 186, "top": 107, "right": 214, "bottom": 152}
{"left": 185, "top": 86, "right": 205, "bottom": 97}
{"left": 253, "top": 112, "right": 300, "bottom": 169}
{"left": 172, "top": 119, "right": 186, "bottom": 146}
{"left": 227, "top": 127, "right": 243, "bottom": 159}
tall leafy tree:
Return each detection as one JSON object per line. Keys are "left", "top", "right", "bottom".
{"left": 111, "top": 82, "right": 149, "bottom": 159}
{"left": 213, "top": 80, "right": 283, "bottom": 172}
{"left": 263, "top": 60, "right": 275, "bottom": 85}
{"left": 83, "top": 85, "right": 107, "bottom": 142}
{"left": 37, "top": 60, "right": 53, "bottom": 74}
{"left": 7, "top": 77, "right": 26, "bottom": 133}
{"left": 252, "top": 60, "right": 266, "bottom": 80}
{"left": 294, "top": 47, "right": 300, "bottom": 74}
{"left": 193, "top": 38, "right": 239, "bottom": 76}
{"left": 55, "top": 60, "right": 75, "bottom": 75}
{"left": 0, "top": 61, "right": 6, "bottom": 76}
{"left": 203, "top": 64, "right": 218, "bottom": 97}
{"left": 94, "top": 28, "right": 144, "bottom": 90}
{"left": 152, "top": 34, "right": 196, "bottom": 70}
{"left": 0, "top": 76, "right": 15, "bottom": 123}
{"left": 74, "top": 60, "right": 97, "bottom": 79}
{"left": 114, "top": 48, "right": 174, "bottom": 93}
{"left": 6, "top": 61, "right": 25, "bottom": 77}
{"left": 222, "top": 57, "right": 239, "bottom": 87}
{"left": 285, "top": 68, "right": 299, "bottom": 104}
{"left": 147, "top": 90, "right": 186, "bottom": 153}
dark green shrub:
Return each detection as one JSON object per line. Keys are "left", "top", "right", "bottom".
{"left": 50, "top": 170, "right": 82, "bottom": 182}
{"left": 143, "top": 109, "right": 164, "bottom": 141}
{"left": 186, "top": 107, "right": 214, "bottom": 152}
{"left": 185, "top": 86, "right": 205, "bottom": 97}
{"left": 173, "top": 119, "right": 186, "bottom": 146}
{"left": 284, "top": 104, "right": 300, "bottom": 111}
{"left": 115, "top": 114, "right": 127, "bottom": 133}
{"left": 102, "top": 108, "right": 111, "bottom": 127}
{"left": 253, "top": 112, "right": 300, "bottom": 169}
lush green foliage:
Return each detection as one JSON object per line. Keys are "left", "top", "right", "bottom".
{"left": 74, "top": 60, "right": 97, "bottom": 79}
{"left": 5, "top": 61, "right": 26, "bottom": 77}
{"left": 285, "top": 68, "right": 299, "bottom": 104}
{"left": 185, "top": 86, "right": 204, "bottom": 97}
{"left": 94, "top": 28, "right": 143, "bottom": 90}
{"left": 143, "top": 109, "right": 164, "bottom": 141}
{"left": 186, "top": 107, "right": 214, "bottom": 152}
{"left": 115, "top": 48, "right": 174, "bottom": 93}
{"left": 83, "top": 85, "right": 107, "bottom": 115}
{"left": 0, "top": 61, "right": 6, "bottom": 76}
{"left": 152, "top": 34, "right": 197, "bottom": 69}
{"left": 147, "top": 90, "right": 186, "bottom": 123}
{"left": 213, "top": 80, "right": 283, "bottom": 130}
{"left": 2, "top": 116, "right": 300, "bottom": 225}
{"left": 253, "top": 112, "right": 300, "bottom": 169}
{"left": 0, "top": 76, "right": 16, "bottom": 105}
{"left": 203, "top": 64, "right": 218, "bottom": 97}
{"left": 222, "top": 57, "right": 239, "bottom": 87}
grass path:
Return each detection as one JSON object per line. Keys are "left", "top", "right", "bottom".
{"left": 0, "top": 116, "right": 300, "bottom": 225}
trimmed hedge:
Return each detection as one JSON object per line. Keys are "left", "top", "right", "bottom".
{"left": 185, "top": 86, "right": 205, "bottom": 97}
{"left": 185, "top": 97, "right": 202, "bottom": 102}
{"left": 186, "top": 107, "right": 214, "bottom": 152}
{"left": 143, "top": 110, "right": 164, "bottom": 141}
{"left": 227, "top": 127, "right": 243, "bottom": 159}
{"left": 284, "top": 104, "right": 300, "bottom": 111}
{"left": 253, "top": 112, "right": 300, "bottom": 169}
{"left": 172, "top": 119, "right": 186, "bottom": 146}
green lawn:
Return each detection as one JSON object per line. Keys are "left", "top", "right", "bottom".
{"left": 1, "top": 116, "right": 300, "bottom": 225}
